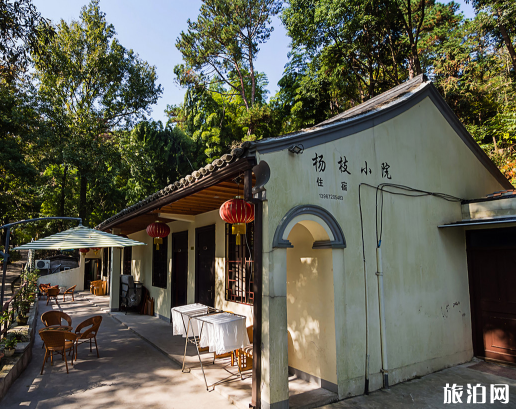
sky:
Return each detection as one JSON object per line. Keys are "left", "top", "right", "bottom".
{"left": 32, "top": 0, "right": 476, "bottom": 124}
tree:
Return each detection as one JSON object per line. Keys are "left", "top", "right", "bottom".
{"left": 118, "top": 121, "right": 199, "bottom": 204}
{"left": 175, "top": 0, "right": 281, "bottom": 137}
{"left": 0, "top": 0, "right": 54, "bottom": 83}
{"left": 168, "top": 69, "right": 275, "bottom": 161}
{"left": 466, "top": 0, "right": 516, "bottom": 73}
{"left": 278, "top": 0, "right": 461, "bottom": 133}
{"left": 32, "top": 0, "right": 162, "bottom": 225}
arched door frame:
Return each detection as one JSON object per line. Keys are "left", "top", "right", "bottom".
{"left": 263, "top": 205, "right": 346, "bottom": 408}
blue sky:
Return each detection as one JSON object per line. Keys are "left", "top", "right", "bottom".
{"left": 32, "top": 0, "right": 476, "bottom": 124}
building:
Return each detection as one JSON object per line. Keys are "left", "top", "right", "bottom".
{"left": 96, "top": 74, "right": 514, "bottom": 409}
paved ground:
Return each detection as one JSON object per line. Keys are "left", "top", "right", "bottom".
{"left": 322, "top": 361, "right": 516, "bottom": 408}
{"left": 77, "top": 292, "right": 335, "bottom": 409}
{"left": 0, "top": 297, "right": 235, "bottom": 409}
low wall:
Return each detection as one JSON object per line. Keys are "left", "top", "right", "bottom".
{"left": 38, "top": 266, "right": 84, "bottom": 291}
{"left": 0, "top": 299, "right": 38, "bottom": 402}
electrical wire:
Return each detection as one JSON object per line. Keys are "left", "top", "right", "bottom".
{"left": 358, "top": 182, "right": 462, "bottom": 393}
{"left": 360, "top": 183, "right": 462, "bottom": 247}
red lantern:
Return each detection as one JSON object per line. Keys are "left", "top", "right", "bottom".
{"left": 146, "top": 221, "right": 170, "bottom": 250}
{"left": 79, "top": 248, "right": 89, "bottom": 254}
{"left": 91, "top": 247, "right": 101, "bottom": 255}
{"left": 219, "top": 196, "right": 254, "bottom": 245}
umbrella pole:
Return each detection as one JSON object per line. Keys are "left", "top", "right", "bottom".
{"left": 1, "top": 227, "right": 11, "bottom": 308}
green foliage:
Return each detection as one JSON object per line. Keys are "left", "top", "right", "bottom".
{"left": 1, "top": 333, "right": 18, "bottom": 349}
{"left": 0, "top": 0, "right": 55, "bottom": 83}
{"left": 118, "top": 120, "right": 200, "bottom": 204}
{"left": 175, "top": 0, "right": 281, "bottom": 143}
{"left": 32, "top": 0, "right": 163, "bottom": 225}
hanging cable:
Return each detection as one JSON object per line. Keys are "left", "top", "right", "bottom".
{"left": 359, "top": 182, "right": 463, "bottom": 393}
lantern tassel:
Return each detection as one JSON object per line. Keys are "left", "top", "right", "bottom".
{"left": 232, "top": 223, "right": 246, "bottom": 246}
{"left": 154, "top": 237, "right": 162, "bottom": 250}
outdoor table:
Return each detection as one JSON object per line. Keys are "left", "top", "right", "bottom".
{"left": 171, "top": 304, "right": 249, "bottom": 390}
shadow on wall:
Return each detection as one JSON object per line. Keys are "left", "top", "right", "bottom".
{"left": 286, "top": 223, "right": 337, "bottom": 384}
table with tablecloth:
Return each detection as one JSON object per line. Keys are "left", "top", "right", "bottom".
{"left": 171, "top": 303, "right": 250, "bottom": 389}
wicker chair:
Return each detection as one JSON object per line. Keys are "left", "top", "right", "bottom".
{"left": 39, "top": 329, "right": 76, "bottom": 374}
{"left": 46, "top": 286, "right": 60, "bottom": 305}
{"left": 63, "top": 285, "right": 77, "bottom": 302}
{"left": 38, "top": 283, "right": 51, "bottom": 299}
{"left": 41, "top": 310, "right": 72, "bottom": 328}
{"left": 75, "top": 316, "right": 102, "bottom": 359}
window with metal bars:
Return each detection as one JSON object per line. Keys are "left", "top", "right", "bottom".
{"left": 225, "top": 221, "right": 254, "bottom": 304}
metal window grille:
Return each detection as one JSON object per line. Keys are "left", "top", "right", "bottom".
{"left": 225, "top": 222, "right": 254, "bottom": 305}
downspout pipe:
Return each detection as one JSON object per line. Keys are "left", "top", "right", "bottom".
{"left": 376, "top": 243, "right": 389, "bottom": 389}
{"left": 363, "top": 255, "right": 370, "bottom": 394}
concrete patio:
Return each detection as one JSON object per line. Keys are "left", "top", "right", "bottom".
{"left": 76, "top": 292, "right": 516, "bottom": 408}
{"left": 5, "top": 291, "right": 516, "bottom": 409}
{"left": 0, "top": 296, "right": 236, "bottom": 409}
{"left": 77, "top": 292, "right": 339, "bottom": 409}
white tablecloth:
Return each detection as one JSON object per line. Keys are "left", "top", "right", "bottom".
{"left": 171, "top": 304, "right": 209, "bottom": 337}
{"left": 198, "top": 313, "right": 250, "bottom": 355}
{"left": 172, "top": 305, "right": 250, "bottom": 355}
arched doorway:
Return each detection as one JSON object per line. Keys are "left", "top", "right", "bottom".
{"left": 265, "top": 205, "right": 345, "bottom": 406}
{"left": 286, "top": 222, "right": 338, "bottom": 391}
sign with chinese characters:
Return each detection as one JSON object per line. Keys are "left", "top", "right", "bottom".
{"left": 443, "top": 383, "right": 509, "bottom": 404}
{"left": 311, "top": 152, "right": 393, "bottom": 197}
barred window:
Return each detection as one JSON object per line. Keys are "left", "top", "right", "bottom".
{"left": 152, "top": 236, "right": 168, "bottom": 288}
{"left": 225, "top": 222, "right": 254, "bottom": 304}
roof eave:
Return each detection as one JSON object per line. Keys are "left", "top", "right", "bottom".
{"left": 98, "top": 156, "right": 256, "bottom": 232}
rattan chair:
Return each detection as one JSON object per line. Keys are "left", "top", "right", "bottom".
{"left": 38, "top": 283, "right": 51, "bottom": 299}
{"left": 41, "top": 310, "right": 72, "bottom": 327}
{"left": 39, "top": 329, "right": 76, "bottom": 374}
{"left": 75, "top": 316, "right": 102, "bottom": 359}
{"left": 63, "top": 285, "right": 77, "bottom": 302}
{"left": 46, "top": 287, "right": 60, "bottom": 305}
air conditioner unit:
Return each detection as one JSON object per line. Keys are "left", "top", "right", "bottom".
{"left": 36, "top": 260, "right": 50, "bottom": 270}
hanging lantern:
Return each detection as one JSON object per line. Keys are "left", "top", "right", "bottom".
{"left": 146, "top": 221, "right": 170, "bottom": 250}
{"left": 79, "top": 248, "right": 89, "bottom": 254}
{"left": 91, "top": 247, "right": 101, "bottom": 255}
{"left": 219, "top": 196, "right": 255, "bottom": 245}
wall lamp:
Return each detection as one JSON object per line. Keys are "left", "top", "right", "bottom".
{"left": 288, "top": 144, "right": 304, "bottom": 155}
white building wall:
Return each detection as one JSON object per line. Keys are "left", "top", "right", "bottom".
{"left": 259, "top": 95, "right": 508, "bottom": 398}
{"left": 127, "top": 209, "right": 253, "bottom": 323}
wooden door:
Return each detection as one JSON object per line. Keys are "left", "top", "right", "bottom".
{"left": 195, "top": 225, "right": 216, "bottom": 307}
{"left": 467, "top": 228, "right": 516, "bottom": 363}
{"left": 172, "top": 231, "right": 188, "bottom": 308}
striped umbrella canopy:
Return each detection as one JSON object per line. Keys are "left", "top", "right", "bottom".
{"left": 13, "top": 225, "right": 146, "bottom": 250}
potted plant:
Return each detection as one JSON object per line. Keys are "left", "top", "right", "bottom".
{"left": 2, "top": 334, "right": 17, "bottom": 357}
{"left": 14, "top": 300, "right": 31, "bottom": 325}
{"left": 0, "top": 309, "right": 14, "bottom": 329}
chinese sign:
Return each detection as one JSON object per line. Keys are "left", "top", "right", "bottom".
{"left": 311, "top": 153, "right": 393, "bottom": 195}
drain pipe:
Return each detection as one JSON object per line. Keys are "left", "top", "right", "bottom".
{"left": 362, "top": 256, "right": 370, "bottom": 394}
{"left": 376, "top": 242, "right": 389, "bottom": 389}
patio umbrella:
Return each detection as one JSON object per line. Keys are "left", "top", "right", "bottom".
{"left": 13, "top": 225, "right": 146, "bottom": 250}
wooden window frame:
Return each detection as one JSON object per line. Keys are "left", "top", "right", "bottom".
{"left": 152, "top": 235, "right": 168, "bottom": 289}
{"left": 225, "top": 221, "right": 254, "bottom": 305}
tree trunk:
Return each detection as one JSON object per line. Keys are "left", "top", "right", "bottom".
{"left": 59, "top": 165, "right": 68, "bottom": 217}
{"left": 79, "top": 174, "right": 88, "bottom": 226}
{"left": 497, "top": 15, "right": 516, "bottom": 73}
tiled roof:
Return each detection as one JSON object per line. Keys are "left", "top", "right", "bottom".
{"left": 95, "top": 142, "right": 252, "bottom": 231}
